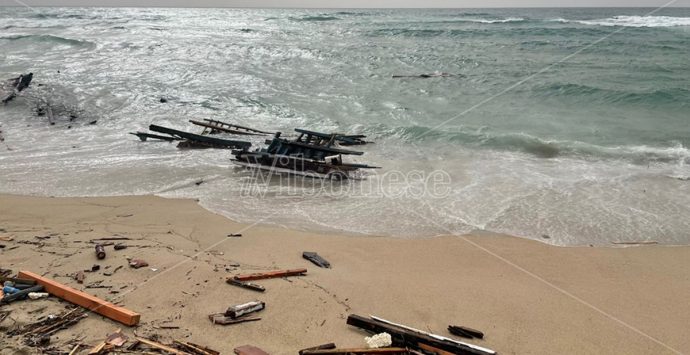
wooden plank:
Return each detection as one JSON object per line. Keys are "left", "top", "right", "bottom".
{"left": 136, "top": 337, "right": 190, "bottom": 355}
{"left": 18, "top": 271, "right": 140, "bottom": 326}
{"left": 300, "top": 348, "right": 408, "bottom": 355}
{"left": 234, "top": 268, "right": 307, "bottom": 281}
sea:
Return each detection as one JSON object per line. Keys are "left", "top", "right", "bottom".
{"left": 1, "top": 7, "right": 689, "bottom": 246}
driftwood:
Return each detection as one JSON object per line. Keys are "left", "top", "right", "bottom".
{"left": 303, "top": 252, "right": 331, "bottom": 268}
{"left": 226, "top": 278, "right": 265, "bottom": 292}
{"left": 225, "top": 301, "right": 265, "bottom": 319}
{"left": 233, "top": 268, "right": 307, "bottom": 281}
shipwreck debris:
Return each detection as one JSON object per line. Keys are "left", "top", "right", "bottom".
{"left": 17, "top": 270, "right": 141, "bottom": 326}
{"left": 226, "top": 300, "right": 265, "bottom": 319}
{"left": 300, "top": 343, "right": 337, "bottom": 355}
{"left": 448, "top": 325, "right": 484, "bottom": 340}
{"left": 303, "top": 252, "right": 331, "bottom": 268}
{"left": 226, "top": 278, "right": 265, "bottom": 292}
{"left": 234, "top": 345, "right": 270, "bottom": 355}
{"left": 347, "top": 314, "right": 496, "bottom": 355}
{"left": 95, "top": 244, "right": 106, "bottom": 259}
{"left": 129, "top": 259, "right": 149, "bottom": 269}
{"left": 233, "top": 268, "right": 307, "bottom": 281}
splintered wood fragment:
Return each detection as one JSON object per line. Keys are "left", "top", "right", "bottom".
{"left": 234, "top": 268, "right": 307, "bottom": 281}
{"left": 208, "top": 313, "right": 261, "bottom": 325}
{"left": 88, "top": 342, "right": 107, "bottom": 355}
{"left": 135, "top": 337, "right": 190, "bottom": 355}
{"left": 303, "top": 252, "right": 331, "bottom": 268}
{"left": 0, "top": 235, "right": 13, "bottom": 241}
{"left": 234, "top": 345, "right": 270, "bottom": 355}
{"left": 173, "top": 340, "right": 221, "bottom": 355}
{"left": 227, "top": 278, "right": 265, "bottom": 292}
{"left": 448, "top": 325, "right": 484, "bottom": 339}
{"left": 105, "top": 328, "right": 128, "bottom": 347}
{"left": 300, "top": 348, "right": 409, "bottom": 355}
{"left": 75, "top": 271, "right": 85, "bottom": 284}
{"left": 18, "top": 271, "right": 140, "bottom": 326}
{"left": 299, "top": 343, "right": 337, "bottom": 355}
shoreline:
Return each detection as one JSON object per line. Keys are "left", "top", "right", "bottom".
{"left": 1, "top": 193, "right": 689, "bottom": 354}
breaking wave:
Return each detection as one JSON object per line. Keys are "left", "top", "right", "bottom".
{"left": 291, "top": 15, "right": 340, "bottom": 22}
{"left": 389, "top": 125, "right": 690, "bottom": 164}
{"left": 0, "top": 34, "right": 94, "bottom": 47}
{"left": 575, "top": 16, "right": 690, "bottom": 27}
{"left": 535, "top": 83, "right": 690, "bottom": 107}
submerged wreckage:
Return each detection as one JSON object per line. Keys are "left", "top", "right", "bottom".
{"left": 232, "top": 129, "right": 379, "bottom": 179}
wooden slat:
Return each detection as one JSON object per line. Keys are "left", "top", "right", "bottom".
{"left": 233, "top": 268, "right": 307, "bottom": 281}
{"left": 18, "top": 271, "right": 140, "bottom": 326}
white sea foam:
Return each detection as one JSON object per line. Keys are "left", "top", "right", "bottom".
{"left": 576, "top": 16, "right": 690, "bottom": 28}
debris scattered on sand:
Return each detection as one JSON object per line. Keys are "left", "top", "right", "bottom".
{"left": 303, "top": 251, "right": 331, "bottom": 268}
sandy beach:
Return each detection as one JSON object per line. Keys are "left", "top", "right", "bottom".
{"left": 0, "top": 193, "right": 688, "bottom": 354}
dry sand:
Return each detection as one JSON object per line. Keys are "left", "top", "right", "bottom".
{"left": 0, "top": 194, "right": 688, "bottom": 354}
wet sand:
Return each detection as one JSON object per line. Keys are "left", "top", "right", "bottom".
{"left": 0, "top": 194, "right": 688, "bottom": 354}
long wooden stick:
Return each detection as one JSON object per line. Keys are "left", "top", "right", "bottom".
{"left": 233, "top": 268, "right": 307, "bottom": 281}
{"left": 18, "top": 271, "right": 140, "bottom": 326}
{"left": 136, "top": 337, "right": 190, "bottom": 355}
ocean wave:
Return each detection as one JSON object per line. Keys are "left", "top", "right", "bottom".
{"left": 537, "top": 83, "right": 690, "bottom": 107}
{"left": 367, "top": 26, "right": 610, "bottom": 38}
{"left": 388, "top": 125, "right": 690, "bottom": 164}
{"left": 575, "top": 16, "right": 690, "bottom": 27}
{"left": 291, "top": 15, "right": 340, "bottom": 22}
{"left": 0, "top": 34, "right": 94, "bottom": 47}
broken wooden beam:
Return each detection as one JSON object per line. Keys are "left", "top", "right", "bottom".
{"left": 18, "top": 271, "right": 140, "bottom": 326}
{"left": 225, "top": 301, "right": 265, "bottom": 319}
{"left": 233, "top": 268, "right": 307, "bottom": 281}
{"left": 346, "top": 315, "right": 494, "bottom": 355}
{"left": 300, "top": 348, "right": 409, "bottom": 355}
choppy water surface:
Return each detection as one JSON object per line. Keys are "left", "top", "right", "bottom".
{"left": 1, "top": 7, "right": 689, "bottom": 245}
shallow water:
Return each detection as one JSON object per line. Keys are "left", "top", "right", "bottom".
{"left": 1, "top": 7, "right": 689, "bottom": 245}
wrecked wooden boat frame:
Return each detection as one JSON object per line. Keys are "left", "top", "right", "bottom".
{"left": 189, "top": 119, "right": 272, "bottom": 136}
{"left": 147, "top": 124, "right": 251, "bottom": 150}
{"left": 232, "top": 130, "right": 379, "bottom": 180}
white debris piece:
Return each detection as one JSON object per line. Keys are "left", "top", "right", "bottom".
{"left": 28, "top": 292, "right": 49, "bottom": 300}
{"left": 365, "top": 332, "right": 392, "bottom": 348}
